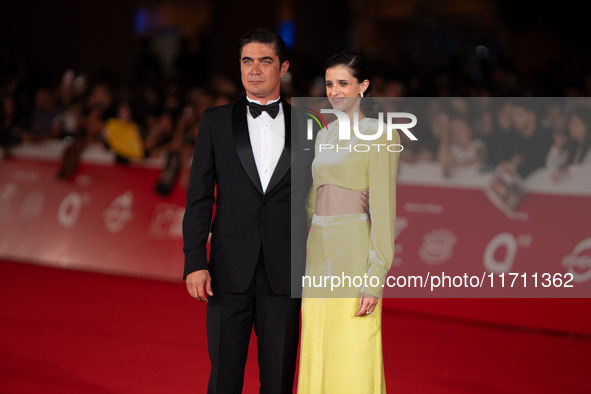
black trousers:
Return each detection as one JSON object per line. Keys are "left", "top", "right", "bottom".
{"left": 206, "top": 250, "right": 301, "bottom": 394}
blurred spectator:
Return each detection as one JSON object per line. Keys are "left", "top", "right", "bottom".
{"left": 381, "top": 79, "right": 406, "bottom": 98}
{"left": 506, "top": 100, "right": 553, "bottom": 179}
{"left": 56, "top": 83, "right": 115, "bottom": 180}
{"left": 53, "top": 98, "right": 82, "bottom": 139}
{"left": 208, "top": 73, "right": 240, "bottom": 99}
{"left": 154, "top": 87, "right": 211, "bottom": 195}
{"left": 553, "top": 105, "right": 591, "bottom": 182}
{"left": 540, "top": 101, "right": 569, "bottom": 170}
{"left": 24, "top": 88, "right": 61, "bottom": 142}
{"left": 136, "top": 85, "right": 163, "bottom": 133}
{"left": 143, "top": 94, "right": 180, "bottom": 159}
{"left": 438, "top": 114, "right": 486, "bottom": 176}
{"left": 545, "top": 129, "right": 569, "bottom": 170}
{"left": 423, "top": 108, "right": 447, "bottom": 160}
{"left": 280, "top": 71, "right": 296, "bottom": 98}
{"left": 103, "top": 101, "right": 145, "bottom": 163}
{"left": 83, "top": 83, "right": 115, "bottom": 143}
{"left": 400, "top": 102, "right": 445, "bottom": 164}
{"left": 0, "top": 95, "right": 26, "bottom": 155}
{"left": 308, "top": 76, "right": 325, "bottom": 97}
{"left": 482, "top": 101, "right": 518, "bottom": 167}
{"left": 541, "top": 102, "right": 566, "bottom": 134}
{"left": 57, "top": 69, "right": 86, "bottom": 107}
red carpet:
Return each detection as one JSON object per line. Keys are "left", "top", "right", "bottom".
{"left": 1, "top": 260, "right": 590, "bottom": 393}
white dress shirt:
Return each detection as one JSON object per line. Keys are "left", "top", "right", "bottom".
{"left": 246, "top": 97, "right": 285, "bottom": 192}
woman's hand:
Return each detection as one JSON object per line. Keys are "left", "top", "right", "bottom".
{"left": 355, "top": 292, "right": 379, "bottom": 317}
{"left": 360, "top": 190, "right": 369, "bottom": 214}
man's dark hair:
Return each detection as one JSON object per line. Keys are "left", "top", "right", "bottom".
{"left": 238, "top": 29, "right": 288, "bottom": 65}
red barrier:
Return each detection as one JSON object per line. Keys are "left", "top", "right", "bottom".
{"left": 384, "top": 184, "right": 591, "bottom": 298}
{"left": 0, "top": 157, "right": 186, "bottom": 281}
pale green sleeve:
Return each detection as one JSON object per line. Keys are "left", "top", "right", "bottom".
{"left": 305, "top": 185, "right": 316, "bottom": 228}
{"left": 362, "top": 129, "right": 400, "bottom": 298}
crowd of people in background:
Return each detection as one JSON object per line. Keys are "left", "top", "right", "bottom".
{"left": 390, "top": 97, "right": 591, "bottom": 179}
{"left": 0, "top": 49, "right": 242, "bottom": 194}
{"left": 1, "top": 37, "right": 590, "bottom": 196}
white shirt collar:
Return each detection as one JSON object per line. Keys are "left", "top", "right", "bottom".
{"left": 246, "top": 96, "right": 281, "bottom": 106}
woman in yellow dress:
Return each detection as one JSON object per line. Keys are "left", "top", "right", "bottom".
{"left": 297, "top": 52, "right": 400, "bottom": 393}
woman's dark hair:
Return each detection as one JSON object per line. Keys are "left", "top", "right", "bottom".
{"left": 238, "top": 29, "right": 287, "bottom": 65}
{"left": 324, "top": 51, "right": 374, "bottom": 115}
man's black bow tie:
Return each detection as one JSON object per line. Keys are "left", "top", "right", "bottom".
{"left": 248, "top": 101, "right": 280, "bottom": 119}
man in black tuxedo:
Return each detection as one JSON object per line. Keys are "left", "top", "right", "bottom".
{"left": 183, "top": 29, "right": 314, "bottom": 393}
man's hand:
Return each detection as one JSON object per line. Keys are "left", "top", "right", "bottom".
{"left": 186, "top": 269, "right": 213, "bottom": 302}
{"left": 354, "top": 292, "right": 379, "bottom": 317}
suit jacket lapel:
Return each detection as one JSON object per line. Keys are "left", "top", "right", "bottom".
{"left": 265, "top": 99, "right": 294, "bottom": 195}
{"left": 232, "top": 96, "right": 263, "bottom": 194}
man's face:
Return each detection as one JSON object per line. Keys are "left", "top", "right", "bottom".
{"left": 240, "top": 43, "right": 289, "bottom": 102}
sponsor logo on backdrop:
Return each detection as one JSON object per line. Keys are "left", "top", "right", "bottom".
{"left": 562, "top": 238, "right": 591, "bottom": 283}
{"left": 483, "top": 232, "right": 533, "bottom": 273}
{"left": 57, "top": 192, "right": 90, "bottom": 228}
{"left": 104, "top": 191, "right": 134, "bottom": 233}
{"left": 419, "top": 229, "right": 457, "bottom": 265}
{"left": 148, "top": 204, "right": 184, "bottom": 239}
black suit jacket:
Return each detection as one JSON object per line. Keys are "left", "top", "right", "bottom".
{"left": 182, "top": 96, "right": 315, "bottom": 296}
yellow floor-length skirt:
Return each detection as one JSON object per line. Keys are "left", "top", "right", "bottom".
{"left": 297, "top": 213, "right": 386, "bottom": 393}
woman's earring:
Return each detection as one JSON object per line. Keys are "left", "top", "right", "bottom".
{"left": 360, "top": 92, "right": 364, "bottom": 98}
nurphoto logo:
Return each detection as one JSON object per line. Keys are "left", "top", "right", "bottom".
{"left": 305, "top": 108, "right": 418, "bottom": 152}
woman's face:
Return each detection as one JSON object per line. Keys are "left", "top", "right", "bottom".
{"left": 568, "top": 113, "right": 587, "bottom": 142}
{"left": 325, "top": 65, "right": 368, "bottom": 114}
